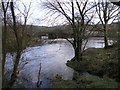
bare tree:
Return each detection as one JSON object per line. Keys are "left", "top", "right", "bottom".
{"left": 9, "top": 1, "right": 21, "bottom": 87}
{"left": 110, "top": 0, "right": 120, "bottom": 6}
{"left": 2, "top": 0, "right": 9, "bottom": 86}
{"left": 7, "top": 0, "right": 32, "bottom": 87}
{"left": 16, "top": 1, "right": 32, "bottom": 49}
{"left": 42, "top": 0, "right": 97, "bottom": 62}
{"left": 96, "top": 0, "right": 119, "bottom": 48}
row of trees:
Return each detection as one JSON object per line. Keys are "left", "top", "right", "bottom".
{"left": 2, "top": 0, "right": 120, "bottom": 88}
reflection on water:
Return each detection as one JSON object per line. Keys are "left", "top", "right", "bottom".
{"left": 84, "top": 37, "right": 113, "bottom": 49}
{"left": 5, "top": 38, "right": 113, "bottom": 88}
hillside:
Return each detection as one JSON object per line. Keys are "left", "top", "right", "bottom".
{"left": 26, "top": 22, "right": 119, "bottom": 38}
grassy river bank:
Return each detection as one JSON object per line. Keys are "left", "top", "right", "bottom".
{"left": 52, "top": 44, "right": 119, "bottom": 88}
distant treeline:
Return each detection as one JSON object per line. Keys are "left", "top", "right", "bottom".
{"left": 5, "top": 22, "right": 119, "bottom": 39}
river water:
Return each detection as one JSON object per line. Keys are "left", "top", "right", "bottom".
{"left": 5, "top": 37, "right": 113, "bottom": 88}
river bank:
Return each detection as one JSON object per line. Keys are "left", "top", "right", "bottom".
{"left": 52, "top": 44, "right": 119, "bottom": 88}
{"left": 4, "top": 38, "right": 118, "bottom": 88}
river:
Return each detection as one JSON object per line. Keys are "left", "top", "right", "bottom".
{"left": 5, "top": 37, "right": 113, "bottom": 88}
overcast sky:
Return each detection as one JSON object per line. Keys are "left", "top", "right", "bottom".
{"left": 14, "top": 0, "right": 119, "bottom": 26}
{"left": 16, "top": 0, "right": 73, "bottom": 26}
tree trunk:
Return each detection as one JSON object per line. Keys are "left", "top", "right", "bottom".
{"left": 104, "top": 25, "right": 108, "bottom": 48}
{"left": 2, "top": 2, "right": 8, "bottom": 87}
{"left": 79, "top": 39, "right": 83, "bottom": 61}
{"left": 118, "top": 20, "right": 120, "bottom": 83}
{"left": 9, "top": 51, "right": 21, "bottom": 87}
{"left": 73, "top": 37, "right": 83, "bottom": 62}
{"left": 8, "top": 1, "right": 21, "bottom": 87}
{"left": 74, "top": 48, "right": 79, "bottom": 62}
{"left": 76, "top": 37, "right": 80, "bottom": 62}
{"left": 2, "top": 15, "right": 7, "bottom": 88}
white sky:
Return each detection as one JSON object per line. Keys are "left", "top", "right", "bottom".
{"left": 14, "top": 0, "right": 119, "bottom": 26}
{"left": 16, "top": 0, "right": 73, "bottom": 26}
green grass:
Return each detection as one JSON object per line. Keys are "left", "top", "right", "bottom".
{"left": 77, "top": 74, "right": 118, "bottom": 88}
{"left": 52, "top": 74, "right": 77, "bottom": 88}
{"left": 52, "top": 80, "right": 77, "bottom": 88}
{"left": 67, "top": 44, "right": 118, "bottom": 80}
{"left": 52, "top": 73, "right": 119, "bottom": 88}
{"left": 60, "top": 44, "right": 119, "bottom": 88}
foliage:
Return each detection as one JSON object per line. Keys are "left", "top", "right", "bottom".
{"left": 6, "top": 32, "right": 42, "bottom": 53}
{"left": 26, "top": 37, "right": 42, "bottom": 47}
